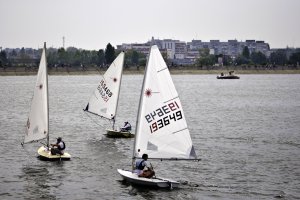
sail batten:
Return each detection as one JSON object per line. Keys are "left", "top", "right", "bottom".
{"left": 134, "top": 45, "right": 197, "bottom": 160}
{"left": 157, "top": 67, "right": 168, "bottom": 73}
{"left": 172, "top": 128, "right": 188, "bottom": 134}
{"left": 163, "top": 96, "right": 179, "bottom": 104}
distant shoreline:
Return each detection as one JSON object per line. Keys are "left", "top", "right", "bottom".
{"left": 0, "top": 68, "right": 300, "bottom": 76}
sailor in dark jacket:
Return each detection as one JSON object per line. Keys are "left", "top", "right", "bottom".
{"left": 51, "top": 137, "right": 66, "bottom": 155}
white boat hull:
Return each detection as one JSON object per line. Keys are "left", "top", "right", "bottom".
{"left": 37, "top": 146, "right": 71, "bottom": 161}
{"left": 117, "top": 169, "right": 179, "bottom": 188}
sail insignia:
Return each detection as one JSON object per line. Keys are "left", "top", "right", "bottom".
{"left": 112, "top": 77, "right": 117, "bottom": 82}
{"left": 145, "top": 89, "right": 152, "bottom": 97}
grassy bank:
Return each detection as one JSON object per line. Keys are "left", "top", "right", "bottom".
{"left": 1, "top": 67, "right": 300, "bottom": 76}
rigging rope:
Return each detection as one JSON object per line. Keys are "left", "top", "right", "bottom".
{"left": 84, "top": 111, "right": 106, "bottom": 128}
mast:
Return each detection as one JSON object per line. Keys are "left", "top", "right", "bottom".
{"left": 112, "top": 51, "right": 125, "bottom": 130}
{"left": 44, "top": 42, "right": 50, "bottom": 147}
{"left": 132, "top": 46, "right": 152, "bottom": 170}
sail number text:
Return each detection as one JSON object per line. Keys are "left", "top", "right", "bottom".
{"left": 144, "top": 101, "right": 183, "bottom": 133}
{"left": 97, "top": 80, "right": 113, "bottom": 102}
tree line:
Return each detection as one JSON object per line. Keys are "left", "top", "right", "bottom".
{"left": 196, "top": 46, "right": 300, "bottom": 70}
{"left": 0, "top": 43, "right": 146, "bottom": 70}
{"left": 1, "top": 44, "right": 300, "bottom": 70}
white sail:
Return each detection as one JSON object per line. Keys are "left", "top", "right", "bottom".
{"left": 85, "top": 52, "right": 124, "bottom": 120}
{"left": 24, "top": 44, "right": 48, "bottom": 144}
{"left": 134, "top": 45, "right": 197, "bottom": 159}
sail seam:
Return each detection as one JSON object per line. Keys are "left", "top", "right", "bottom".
{"left": 157, "top": 67, "right": 168, "bottom": 73}
{"left": 172, "top": 127, "right": 188, "bottom": 134}
{"left": 164, "top": 96, "right": 179, "bottom": 104}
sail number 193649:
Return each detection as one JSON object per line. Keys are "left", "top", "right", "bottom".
{"left": 144, "top": 101, "right": 183, "bottom": 133}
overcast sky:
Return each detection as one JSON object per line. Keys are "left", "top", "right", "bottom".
{"left": 1, "top": 0, "right": 299, "bottom": 50}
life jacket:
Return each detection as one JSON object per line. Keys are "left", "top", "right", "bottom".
{"left": 57, "top": 141, "right": 66, "bottom": 150}
{"left": 124, "top": 123, "right": 132, "bottom": 131}
{"left": 137, "top": 160, "right": 145, "bottom": 170}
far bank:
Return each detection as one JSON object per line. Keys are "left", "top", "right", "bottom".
{"left": 0, "top": 67, "right": 300, "bottom": 76}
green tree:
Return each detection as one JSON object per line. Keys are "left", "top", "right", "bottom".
{"left": 196, "top": 48, "right": 216, "bottom": 67}
{"left": 124, "top": 49, "right": 134, "bottom": 66}
{"left": 0, "top": 51, "right": 8, "bottom": 67}
{"left": 131, "top": 50, "right": 139, "bottom": 66}
{"left": 18, "top": 47, "right": 31, "bottom": 66}
{"left": 139, "top": 58, "right": 146, "bottom": 67}
{"left": 124, "top": 49, "right": 146, "bottom": 67}
{"left": 222, "top": 55, "right": 233, "bottom": 66}
{"left": 105, "top": 43, "right": 115, "bottom": 65}
{"left": 235, "top": 55, "right": 250, "bottom": 65}
{"left": 69, "top": 50, "right": 81, "bottom": 66}
{"left": 199, "top": 48, "right": 210, "bottom": 57}
{"left": 20, "top": 47, "right": 26, "bottom": 59}
{"left": 196, "top": 55, "right": 216, "bottom": 66}
{"left": 269, "top": 50, "right": 287, "bottom": 65}
{"left": 47, "top": 51, "right": 58, "bottom": 66}
{"left": 138, "top": 52, "right": 146, "bottom": 66}
{"left": 250, "top": 51, "right": 267, "bottom": 65}
{"left": 90, "top": 50, "right": 99, "bottom": 66}
{"left": 11, "top": 49, "right": 17, "bottom": 57}
{"left": 97, "top": 49, "right": 105, "bottom": 66}
{"left": 66, "top": 47, "right": 79, "bottom": 66}
{"left": 289, "top": 51, "right": 300, "bottom": 65}
{"left": 57, "top": 48, "right": 68, "bottom": 66}
{"left": 161, "top": 51, "right": 169, "bottom": 65}
{"left": 242, "top": 46, "right": 250, "bottom": 59}
{"left": 81, "top": 50, "right": 90, "bottom": 65}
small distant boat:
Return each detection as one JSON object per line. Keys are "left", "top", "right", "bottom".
{"left": 217, "top": 71, "right": 240, "bottom": 79}
{"left": 84, "top": 52, "right": 134, "bottom": 138}
{"left": 22, "top": 43, "right": 71, "bottom": 161}
{"left": 117, "top": 45, "right": 198, "bottom": 188}
{"left": 106, "top": 129, "right": 134, "bottom": 138}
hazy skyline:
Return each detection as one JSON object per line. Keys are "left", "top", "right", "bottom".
{"left": 1, "top": 0, "right": 299, "bottom": 50}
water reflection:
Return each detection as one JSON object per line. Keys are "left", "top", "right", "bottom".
{"left": 20, "top": 162, "right": 67, "bottom": 200}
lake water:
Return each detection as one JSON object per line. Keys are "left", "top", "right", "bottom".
{"left": 0, "top": 74, "right": 299, "bottom": 199}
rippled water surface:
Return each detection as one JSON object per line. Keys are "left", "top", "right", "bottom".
{"left": 0, "top": 74, "right": 299, "bottom": 199}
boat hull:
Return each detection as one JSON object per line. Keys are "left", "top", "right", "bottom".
{"left": 106, "top": 129, "right": 134, "bottom": 138}
{"left": 117, "top": 169, "right": 179, "bottom": 188}
{"left": 217, "top": 75, "right": 240, "bottom": 79}
{"left": 37, "top": 146, "right": 71, "bottom": 161}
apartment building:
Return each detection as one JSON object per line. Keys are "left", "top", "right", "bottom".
{"left": 117, "top": 37, "right": 271, "bottom": 65}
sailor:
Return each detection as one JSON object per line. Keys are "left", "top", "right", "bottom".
{"left": 121, "top": 121, "right": 131, "bottom": 132}
{"left": 134, "top": 154, "right": 155, "bottom": 178}
{"left": 50, "top": 137, "right": 66, "bottom": 155}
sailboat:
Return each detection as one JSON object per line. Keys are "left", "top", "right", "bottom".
{"left": 117, "top": 45, "right": 198, "bottom": 188}
{"left": 22, "top": 42, "right": 71, "bottom": 161}
{"left": 84, "top": 52, "right": 133, "bottom": 138}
